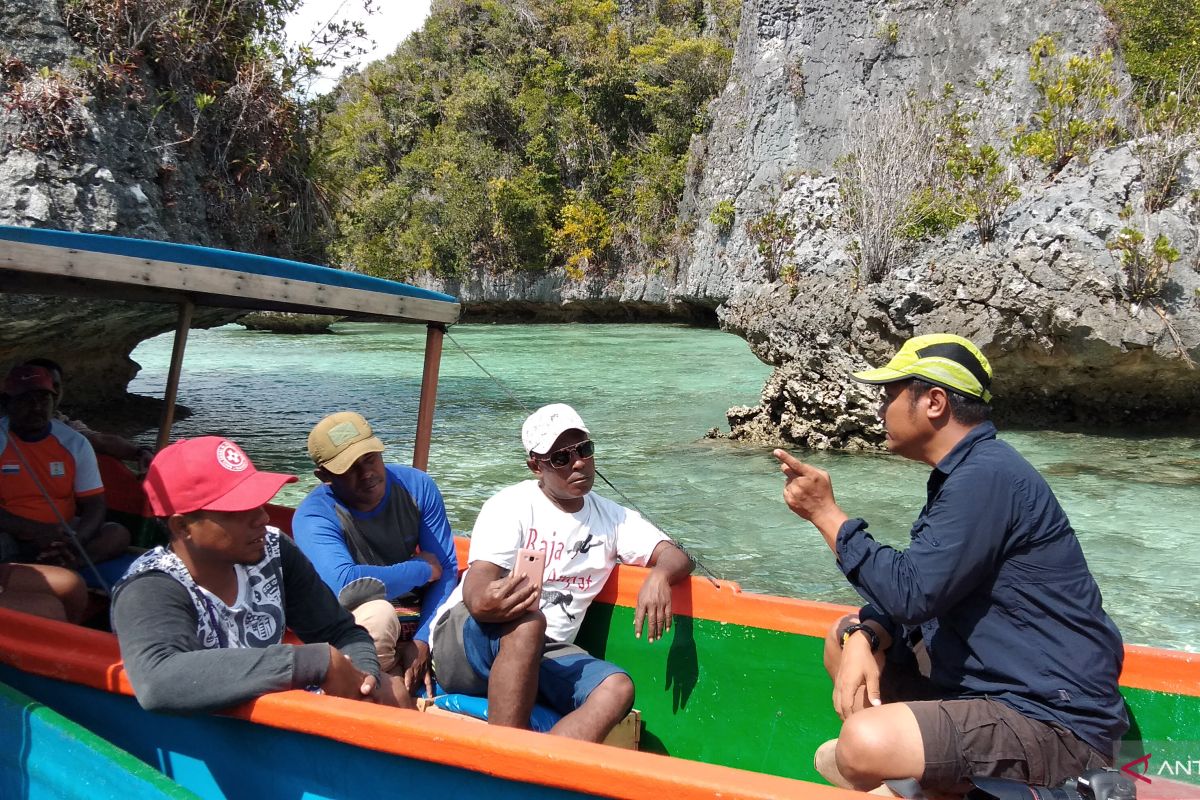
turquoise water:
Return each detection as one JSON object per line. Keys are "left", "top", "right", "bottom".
{"left": 129, "top": 322, "right": 1200, "bottom": 653}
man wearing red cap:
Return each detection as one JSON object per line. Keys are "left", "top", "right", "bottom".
{"left": 112, "top": 437, "right": 408, "bottom": 713}
{"left": 0, "top": 364, "right": 130, "bottom": 575}
{"left": 23, "top": 358, "right": 156, "bottom": 473}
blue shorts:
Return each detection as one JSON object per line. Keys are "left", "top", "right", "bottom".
{"left": 431, "top": 601, "right": 630, "bottom": 715}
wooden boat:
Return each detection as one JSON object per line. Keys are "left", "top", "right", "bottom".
{"left": 0, "top": 225, "right": 1197, "bottom": 799}
{"left": 0, "top": 679, "right": 199, "bottom": 799}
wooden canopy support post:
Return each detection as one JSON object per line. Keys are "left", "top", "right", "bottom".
{"left": 155, "top": 299, "right": 194, "bottom": 452}
{"left": 412, "top": 323, "right": 446, "bottom": 472}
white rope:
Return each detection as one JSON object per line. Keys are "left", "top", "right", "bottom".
{"left": 444, "top": 328, "right": 721, "bottom": 587}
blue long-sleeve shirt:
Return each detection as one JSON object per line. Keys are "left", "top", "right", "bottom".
{"left": 837, "top": 422, "right": 1127, "bottom": 755}
{"left": 293, "top": 465, "right": 458, "bottom": 644}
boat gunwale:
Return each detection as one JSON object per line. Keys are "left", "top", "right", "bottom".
{"left": 0, "top": 607, "right": 860, "bottom": 800}
{"left": 451, "top": 537, "right": 1200, "bottom": 697}
{"left": 0, "top": 541, "right": 1195, "bottom": 799}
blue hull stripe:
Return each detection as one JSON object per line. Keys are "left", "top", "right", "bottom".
{"left": 0, "top": 679, "right": 199, "bottom": 799}
{"left": 0, "top": 666, "right": 594, "bottom": 800}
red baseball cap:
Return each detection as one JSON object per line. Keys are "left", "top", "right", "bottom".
{"left": 143, "top": 437, "right": 297, "bottom": 516}
{"left": 4, "top": 365, "right": 55, "bottom": 397}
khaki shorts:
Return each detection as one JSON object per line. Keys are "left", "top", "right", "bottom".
{"left": 884, "top": 640, "right": 1111, "bottom": 791}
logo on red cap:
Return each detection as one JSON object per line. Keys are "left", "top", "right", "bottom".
{"left": 216, "top": 441, "right": 249, "bottom": 472}
{"left": 142, "top": 436, "right": 297, "bottom": 516}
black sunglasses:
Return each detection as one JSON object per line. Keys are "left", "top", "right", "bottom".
{"left": 536, "top": 439, "right": 595, "bottom": 468}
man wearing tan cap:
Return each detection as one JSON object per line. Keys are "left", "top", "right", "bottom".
{"left": 294, "top": 411, "right": 458, "bottom": 699}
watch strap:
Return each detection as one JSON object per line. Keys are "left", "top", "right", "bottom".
{"left": 841, "top": 622, "right": 881, "bottom": 652}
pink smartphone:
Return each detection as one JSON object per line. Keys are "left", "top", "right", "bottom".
{"left": 512, "top": 548, "right": 546, "bottom": 594}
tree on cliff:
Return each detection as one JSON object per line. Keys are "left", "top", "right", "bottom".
{"left": 1, "top": 0, "right": 374, "bottom": 259}
{"left": 312, "top": 0, "right": 739, "bottom": 282}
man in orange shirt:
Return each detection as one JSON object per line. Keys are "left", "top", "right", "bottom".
{"left": 23, "top": 358, "right": 155, "bottom": 473}
{"left": 0, "top": 365, "right": 129, "bottom": 573}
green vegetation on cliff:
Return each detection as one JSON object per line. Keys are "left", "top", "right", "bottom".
{"left": 1, "top": 0, "right": 372, "bottom": 258}
{"left": 1104, "top": 0, "right": 1200, "bottom": 94}
{"left": 314, "top": 0, "right": 739, "bottom": 281}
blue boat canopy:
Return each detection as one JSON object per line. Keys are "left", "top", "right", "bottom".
{"left": 0, "top": 225, "right": 460, "bottom": 324}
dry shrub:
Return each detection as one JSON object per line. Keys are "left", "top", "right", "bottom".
{"left": 1, "top": 68, "right": 90, "bottom": 155}
{"left": 1131, "top": 67, "right": 1200, "bottom": 212}
{"left": 837, "top": 99, "right": 939, "bottom": 283}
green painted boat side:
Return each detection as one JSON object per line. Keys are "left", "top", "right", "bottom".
{"left": 577, "top": 604, "right": 1200, "bottom": 787}
{"left": 578, "top": 604, "right": 835, "bottom": 782}
{"left": 1119, "top": 685, "right": 1200, "bottom": 764}
{"left": 0, "top": 680, "right": 200, "bottom": 800}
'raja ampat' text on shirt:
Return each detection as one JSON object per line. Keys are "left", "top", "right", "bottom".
{"left": 435, "top": 479, "right": 668, "bottom": 643}
{"left": 0, "top": 418, "right": 103, "bottom": 523}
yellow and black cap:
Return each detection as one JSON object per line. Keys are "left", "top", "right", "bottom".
{"left": 851, "top": 334, "right": 993, "bottom": 403}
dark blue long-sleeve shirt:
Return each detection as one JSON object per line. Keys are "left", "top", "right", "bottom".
{"left": 294, "top": 465, "right": 458, "bottom": 644}
{"left": 837, "top": 422, "right": 1127, "bottom": 755}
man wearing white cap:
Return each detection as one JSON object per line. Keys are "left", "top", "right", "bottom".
{"left": 428, "top": 403, "right": 693, "bottom": 742}
{"left": 112, "top": 437, "right": 409, "bottom": 714}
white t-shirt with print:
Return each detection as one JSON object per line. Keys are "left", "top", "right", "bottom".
{"left": 435, "top": 480, "right": 668, "bottom": 644}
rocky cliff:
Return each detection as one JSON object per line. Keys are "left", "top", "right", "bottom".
{"left": 0, "top": 0, "right": 301, "bottom": 424}
{"left": 420, "top": 0, "right": 1199, "bottom": 443}
{"left": 3, "top": 0, "right": 1197, "bottom": 442}
{"left": 718, "top": 143, "right": 1200, "bottom": 448}
{"left": 689, "top": 0, "right": 1199, "bottom": 444}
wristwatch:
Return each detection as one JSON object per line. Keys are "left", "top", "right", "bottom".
{"left": 841, "top": 622, "right": 881, "bottom": 652}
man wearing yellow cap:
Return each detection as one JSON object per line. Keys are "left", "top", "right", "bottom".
{"left": 774, "top": 334, "right": 1126, "bottom": 795}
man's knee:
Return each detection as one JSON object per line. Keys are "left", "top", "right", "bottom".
{"left": 587, "top": 672, "right": 634, "bottom": 716}
{"left": 51, "top": 567, "right": 88, "bottom": 615}
{"left": 835, "top": 706, "right": 924, "bottom": 788}
{"left": 502, "top": 609, "right": 547, "bottom": 644}
{"left": 836, "top": 713, "right": 896, "bottom": 785}
{"left": 92, "top": 522, "right": 131, "bottom": 559}
{"left": 353, "top": 599, "right": 401, "bottom": 670}
{"left": 354, "top": 599, "right": 401, "bottom": 639}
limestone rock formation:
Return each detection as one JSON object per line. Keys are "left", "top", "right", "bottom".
{"left": 0, "top": 0, "right": 294, "bottom": 422}
{"left": 679, "top": 0, "right": 1117, "bottom": 297}
{"left": 693, "top": 0, "right": 1199, "bottom": 446}
{"left": 238, "top": 313, "right": 344, "bottom": 334}
{"left": 717, "top": 142, "right": 1200, "bottom": 447}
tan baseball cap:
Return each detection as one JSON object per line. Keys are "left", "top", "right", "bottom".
{"left": 307, "top": 412, "right": 386, "bottom": 474}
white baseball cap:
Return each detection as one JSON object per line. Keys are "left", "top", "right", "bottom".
{"left": 521, "top": 404, "right": 590, "bottom": 455}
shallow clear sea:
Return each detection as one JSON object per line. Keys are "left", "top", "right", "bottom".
{"left": 129, "top": 322, "right": 1200, "bottom": 653}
